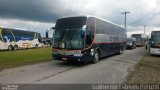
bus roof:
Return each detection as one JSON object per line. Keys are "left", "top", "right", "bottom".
{"left": 1, "top": 27, "right": 38, "bottom": 33}
{"left": 152, "top": 31, "right": 160, "bottom": 32}
{"left": 59, "top": 15, "right": 126, "bottom": 29}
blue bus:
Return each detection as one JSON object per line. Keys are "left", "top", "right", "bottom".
{"left": 50, "top": 16, "right": 127, "bottom": 63}
{"left": 0, "top": 27, "right": 42, "bottom": 51}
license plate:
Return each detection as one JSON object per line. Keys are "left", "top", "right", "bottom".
{"left": 62, "top": 58, "right": 68, "bottom": 61}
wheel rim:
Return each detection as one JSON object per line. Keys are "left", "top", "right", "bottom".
{"left": 8, "top": 46, "right": 12, "bottom": 51}
{"left": 14, "top": 46, "right": 18, "bottom": 50}
{"left": 35, "top": 45, "right": 38, "bottom": 48}
{"left": 94, "top": 52, "right": 99, "bottom": 62}
{"left": 120, "top": 49, "right": 122, "bottom": 53}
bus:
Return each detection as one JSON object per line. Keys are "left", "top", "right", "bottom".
{"left": 50, "top": 16, "right": 127, "bottom": 63}
{"left": 148, "top": 31, "right": 160, "bottom": 55}
{"left": 131, "top": 34, "right": 147, "bottom": 46}
{"left": 0, "top": 27, "right": 42, "bottom": 51}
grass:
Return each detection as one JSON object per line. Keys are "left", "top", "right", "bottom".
{"left": 0, "top": 47, "right": 52, "bottom": 70}
{"left": 124, "top": 54, "right": 160, "bottom": 84}
{"left": 139, "top": 55, "right": 160, "bottom": 68}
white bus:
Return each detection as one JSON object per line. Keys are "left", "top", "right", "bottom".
{"left": 148, "top": 31, "right": 160, "bottom": 55}
{"left": 0, "top": 27, "right": 43, "bottom": 51}
{"left": 131, "top": 34, "right": 148, "bottom": 46}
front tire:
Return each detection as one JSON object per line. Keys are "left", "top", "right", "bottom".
{"left": 14, "top": 45, "right": 18, "bottom": 50}
{"left": 118, "top": 46, "right": 123, "bottom": 55}
{"left": 92, "top": 50, "right": 99, "bottom": 64}
{"left": 8, "top": 45, "right": 13, "bottom": 51}
{"left": 35, "top": 44, "right": 38, "bottom": 48}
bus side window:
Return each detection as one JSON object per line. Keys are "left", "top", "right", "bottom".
{"left": 86, "top": 17, "right": 94, "bottom": 48}
{"left": 38, "top": 33, "right": 42, "bottom": 43}
{"left": 86, "top": 31, "right": 92, "bottom": 47}
{"left": 3, "top": 36, "right": 7, "bottom": 42}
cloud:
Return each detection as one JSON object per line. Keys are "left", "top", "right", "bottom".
{"left": 0, "top": 18, "right": 54, "bottom": 37}
{"left": 0, "top": 0, "right": 60, "bottom": 23}
{"left": 0, "top": 0, "right": 160, "bottom": 35}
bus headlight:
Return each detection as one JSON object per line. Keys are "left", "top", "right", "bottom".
{"left": 74, "top": 54, "right": 83, "bottom": 56}
{"left": 90, "top": 49, "right": 94, "bottom": 56}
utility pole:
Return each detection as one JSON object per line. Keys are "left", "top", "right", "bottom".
{"left": 121, "top": 11, "right": 130, "bottom": 28}
{"left": 144, "top": 25, "right": 146, "bottom": 34}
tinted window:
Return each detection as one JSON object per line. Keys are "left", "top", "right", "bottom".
{"left": 1, "top": 29, "right": 14, "bottom": 42}
{"left": 12, "top": 30, "right": 35, "bottom": 37}
{"left": 86, "top": 17, "right": 95, "bottom": 47}
{"left": 96, "top": 18, "right": 126, "bottom": 36}
{"left": 55, "top": 17, "right": 87, "bottom": 29}
{"left": 53, "top": 29, "right": 84, "bottom": 49}
{"left": 151, "top": 32, "right": 160, "bottom": 43}
{"left": 131, "top": 34, "right": 141, "bottom": 38}
{"left": 38, "top": 33, "right": 42, "bottom": 43}
{"left": 2, "top": 28, "right": 11, "bottom": 35}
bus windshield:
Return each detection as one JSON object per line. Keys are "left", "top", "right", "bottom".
{"left": 151, "top": 32, "right": 160, "bottom": 47}
{"left": 127, "top": 38, "right": 133, "bottom": 43}
{"left": 53, "top": 17, "right": 87, "bottom": 50}
{"left": 136, "top": 38, "right": 141, "bottom": 43}
{"left": 53, "top": 28, "right": 84, "bottom": 49}
{"left": 132, "top": 34, "right": 141, "bottom": 43}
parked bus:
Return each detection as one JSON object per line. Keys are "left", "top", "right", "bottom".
{"left": 148, "top": 31, "right": 160, "bottom": 55}
{"left": 49, "top": 16, "right": 127, "bottom": 63}
{"left": 0, "top": 27, "right": 42, "bottom": 51}
{"left": 131, "top": 34, "right": 147, "bottom": 46}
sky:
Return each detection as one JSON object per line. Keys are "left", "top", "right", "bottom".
{"left": 0, "top": 0, "right": 160, "bottom": 37}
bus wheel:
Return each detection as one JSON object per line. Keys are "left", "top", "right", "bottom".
{"left": 119, "top": 47, "right": 123, "bottom": 55}
{"left": 92, "top": 50, "right": 99, "bottom": 64}
{"left": 14, "top": 45, "right": 18, "bottom": 50}
{"left": 8, "top": 45, "right": 13, "bottom": 51}
{"left": 35, "top": 44, "right": 38, "bottom": 48}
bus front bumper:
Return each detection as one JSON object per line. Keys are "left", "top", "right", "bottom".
{"left": 52, "top": 54, "right": 85, "bottom": 62}
{"left": 150, "top": 48, "right": 160, "bottom": 55}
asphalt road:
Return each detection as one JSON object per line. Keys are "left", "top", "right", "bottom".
{"left": 0, "top": 47, "right": 147, "bottom": 89}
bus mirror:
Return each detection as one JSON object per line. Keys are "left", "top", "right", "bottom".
{"left": 46, "top": 27, "right": 55, "bottom": 38}
{"left": 145, "top": 45, "right": 148, "bottom": 49}
{"left": 46, "top": 31, "right": 49, "bottom": 38}
{"left": 80, "top": 25, "right": 86, "bottom": 38}
{"left": 148, "top": 39, "right": 151, "bottom": 44}
{"left": 80, "top": 30, "right": 85, "bottom": 38}
{"left": 52, "top": 27, "right": 55, "bottom": 29}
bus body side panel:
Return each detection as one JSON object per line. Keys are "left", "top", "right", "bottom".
{"left": 93, "top": 43, "right": 118, "bottom": 57}
{"left": 94, "top": 18, "right": 127, "bottom": 57}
